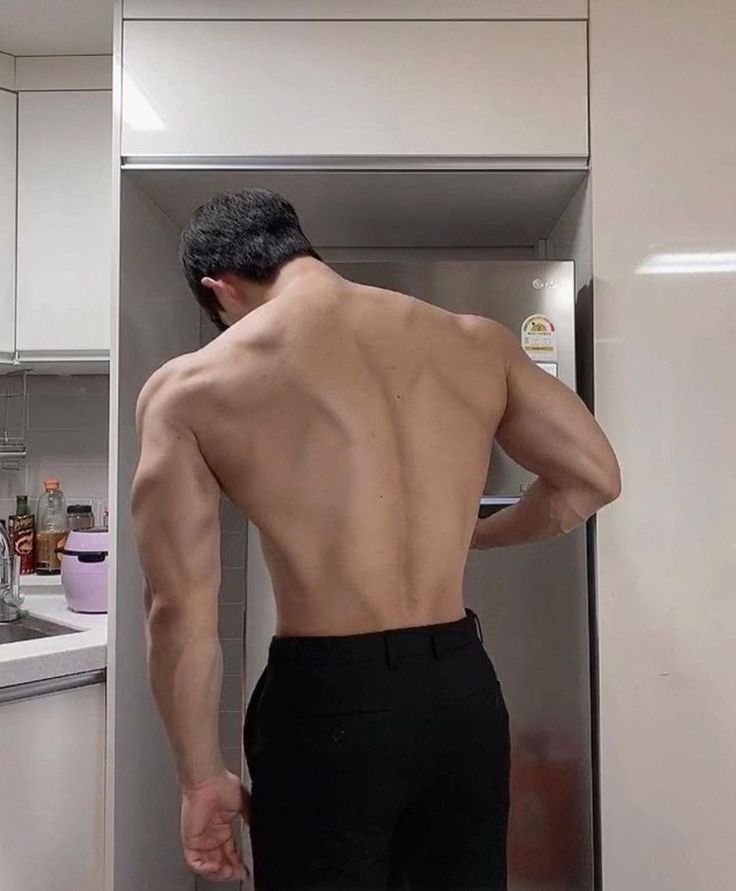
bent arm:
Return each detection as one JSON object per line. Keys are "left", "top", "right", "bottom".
{"left": 473, "top": 321, "right": 621, "bottom": 549}
{"left": 132, "top": 370, "right": 225, "bottom": 789}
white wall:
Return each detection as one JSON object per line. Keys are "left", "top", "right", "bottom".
{"left": 589, "top": 2, "right": 736, "bottom": 889}
{"left": 0, "top": 53, "right": 14, "bottom": 90}
{"left": 13, "top": 55, "right": 111, "bottom": 90}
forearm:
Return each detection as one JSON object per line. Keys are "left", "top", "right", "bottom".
{"left": 145, "top": 596, "right": 225, "bottom": 790}
{"left": 473, "top": 477, "right": 603, "bottom": 549}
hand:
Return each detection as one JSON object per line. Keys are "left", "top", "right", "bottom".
{"left": 181, "top": 769, "right": 252, "bottom": 882}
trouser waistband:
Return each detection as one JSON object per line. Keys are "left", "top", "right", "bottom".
{"left": 267, "top": 606, "right": 484, "bottom": 670}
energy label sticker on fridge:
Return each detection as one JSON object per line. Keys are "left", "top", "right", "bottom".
{"left": 521, "top": 314, "right": 558, "bottom": 362}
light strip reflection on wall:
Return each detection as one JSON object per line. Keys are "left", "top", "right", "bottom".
{"left": 122, "top": 70, "right": 165, "bottom": 132}
{"left": 637, "top": 251, "right": 736, "bottom": 275}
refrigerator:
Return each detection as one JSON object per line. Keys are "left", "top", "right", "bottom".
{"left": 246, "top": 260, "right": 595, "bottom": 890}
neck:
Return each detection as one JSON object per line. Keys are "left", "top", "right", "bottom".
{"left": 260, "top": 257, "right": 340, "bottom": 305}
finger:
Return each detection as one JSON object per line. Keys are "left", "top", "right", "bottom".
{"left": 222, "top": 837, "right": 241, "bottom": 870}
{"left": 222, "top": 842, "right": 250, "bottom": 880}
{"left": 185, "top": 847, "right": 222, "bottom": 874}
{"left": 199, "top": 861, "right": 237, "bottom": 882}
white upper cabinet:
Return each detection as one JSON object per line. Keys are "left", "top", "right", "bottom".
{"left": 123, "top": 0, "right": 587, "bottom": 18}
{"left": 0, "top": 90, "right": 16, "bottom": 363}
{"left": 122, "top": 20, "right": 588, "bottom": 164}
{"left": 16, "top": 90, "right": 112, "bottom": 360}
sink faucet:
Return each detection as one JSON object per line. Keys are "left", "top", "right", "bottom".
{"left": 0, "top": 523, "right": 24, "bottom": 622}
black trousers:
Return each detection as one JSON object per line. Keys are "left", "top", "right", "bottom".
{"left": 243, "top": 607, "right": 510, "bottom": 890}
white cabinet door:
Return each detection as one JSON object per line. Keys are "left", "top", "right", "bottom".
{"left": 17, "top": 91, "right": 112, "bottom": 360}
{"left": 0, "top": 683, "right": 105, "bottom": 891}
{"left": 122, "top": 20, "right": 588, "bottom": 163}
{"left": 0, "top": 89, "right": 15, "bottom": 363}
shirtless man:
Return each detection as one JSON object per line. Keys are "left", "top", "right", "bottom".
{"left": 131, "top": 188, "right": 621, "bottom": 888}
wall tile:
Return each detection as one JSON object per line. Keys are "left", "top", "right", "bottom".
{"left": 218, "top": 710, "right": 243, "bottom": 750}
{"left": 1, "top": 374, "right": 109, "bottom": 523}
{"left": 26, "top": 462, "right": 108, "bottom": 501}
{"left": 220, "top": 497, "right": 247, "bottom": 532}
{"left": 0, "top": 497, "right": 16, "bottom": 522}
{"left": 0, "top": 469, "right": 27, "bottom": 503}
{"left": 220, "top": 567, "right": 246, "bottom": 604}
{"left": 26, "top": 374, "right": 109, "bottom": 400}
{"left": 221, "top": 533, "right": 246, "bottom": 570}
{"left": 221, "top": 675, "right": 243, "bottom": 712}
{"left": 25, "top": 429, "right": 108, "bottom": 463}
{"left": 221, "top": 748, "right": 243, "bottom": 778}
{"left": 27, "top": 393, "right": 108, "bottom": 433}
{"left": 221, "top": 639, "right": 243, "bottom": 677}
{"left": 219, "top": 604, "right": 244, "bottom": 640}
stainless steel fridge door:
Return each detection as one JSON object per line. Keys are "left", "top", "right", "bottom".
{"left": 334, "top": 260, "right": 595, "bottom": 891}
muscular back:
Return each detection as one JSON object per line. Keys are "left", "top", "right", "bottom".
{"left": 184, "top": 279, "right": 504, "bottom": 634}
{"left": 133, "top": 268, "right": 619, "bottom": 637}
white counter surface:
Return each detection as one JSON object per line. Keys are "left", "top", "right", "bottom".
{"left": 0, "top": 586, "right": 107, "bottom": 689}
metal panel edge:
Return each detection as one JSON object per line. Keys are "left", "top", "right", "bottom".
{"left": 123, "top": 0, "right": 588, "bottom": 21}
{"left": 121, "top": 155, "right": 591, "bottom": 172}
{"left": 0, "top": 669, "right": 106, "bottom": 704}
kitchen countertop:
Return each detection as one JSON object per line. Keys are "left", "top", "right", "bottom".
{"left": 0, "top": 583, "right": 107, "bottom": 689}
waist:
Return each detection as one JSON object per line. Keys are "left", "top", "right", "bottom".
{"left": 267, "top": 606, "right": 483, "bottom": 668}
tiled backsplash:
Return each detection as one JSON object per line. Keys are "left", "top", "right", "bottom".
{"left": 0, "top": 374, "right": 109, "bottom": 526}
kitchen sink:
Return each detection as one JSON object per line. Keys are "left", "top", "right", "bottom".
{"left": 0, "top": 614, "right": 82, "bottom": 645}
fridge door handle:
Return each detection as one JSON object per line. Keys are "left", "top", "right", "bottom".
{"left": 478, "top": 496, "right": 521, "bottom": 519}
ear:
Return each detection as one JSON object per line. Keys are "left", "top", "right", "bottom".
{"left": 201, "top": 275, "right": 237, "bottom": 313}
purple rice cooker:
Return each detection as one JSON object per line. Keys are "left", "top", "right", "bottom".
{"left": 58, "top": 527, "right": 109, "bottom": 613}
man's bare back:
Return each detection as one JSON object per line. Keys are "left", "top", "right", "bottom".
{"left": 166, "top": 273, "right": 503, "bottom": 636}
{"left": 130, "top": 189, "right": 620, "bottom": 882}
{"left": 135, "top": 258, "right": 622, "bottom": 639}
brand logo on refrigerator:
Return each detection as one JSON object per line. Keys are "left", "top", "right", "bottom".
{"left": 532, "top": 278, "right": 558, "bottom": 289}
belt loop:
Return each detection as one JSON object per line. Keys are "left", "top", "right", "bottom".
{"left": 384, "top": 632, "right": 398, "bottom": 670}
{"left": 468, "top": 608, "right": 484, "bottom": 645}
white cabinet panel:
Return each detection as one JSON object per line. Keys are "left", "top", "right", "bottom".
{"left": 590, "top": 1, "right": 736, "bottom": 888}
{"left": 122, "top": 20, "right": 588, "bottom": 163}
{"left": 0, "top": 90, "right": 16, "bottom": 362}
{"left": 17, "top": 91, "right": 112, "bottom": 359}
{"left": 0, "top": 53, "right": 13, "bottom": 90}
{"left": 123, "top": 0, "right": 588, "bottom": 19}
{"left": 0, "top": 684, "right": 105, "bottom": 891}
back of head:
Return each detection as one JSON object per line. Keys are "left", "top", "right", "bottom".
{"left": 180, "top": 187, "right": 321, "bottom": 330}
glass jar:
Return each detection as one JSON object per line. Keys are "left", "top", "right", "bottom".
{"left": 67, "top": 504, "right": 95, "bottom": 532}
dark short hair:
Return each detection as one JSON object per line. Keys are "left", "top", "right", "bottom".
{"left": 179, "top": 188, "right": 321, "bottom": 331}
